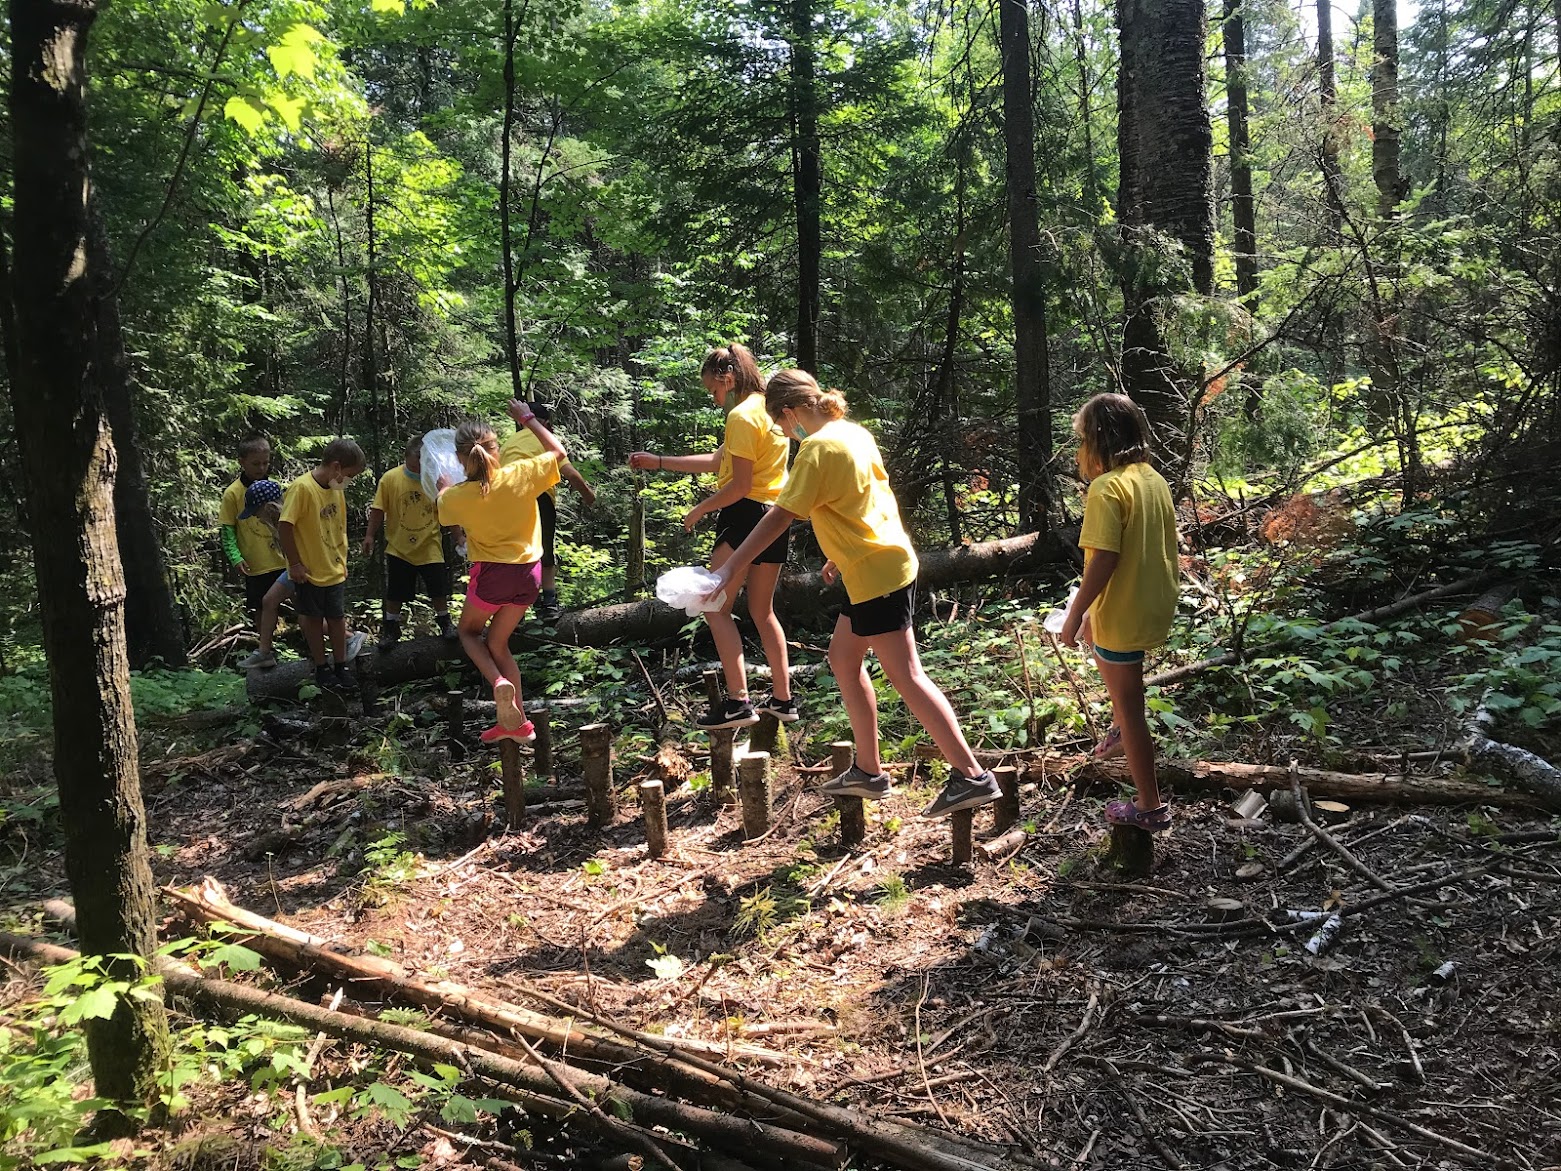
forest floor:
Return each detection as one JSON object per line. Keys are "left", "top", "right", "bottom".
{"left": 27, "top": 664, "right": 1552, "bottom": 1171}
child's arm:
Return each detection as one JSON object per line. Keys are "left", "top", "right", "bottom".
{"left": 704, "top": 506, "right": 797, "bottom": 600}
{"left": 560, "top": 462, "right": 596, "bottom": 506}
{"left": 1060, "top": 550, "right": 1119, "bottom": 647}
{"left": 221, "top": 524, "right": 247, "bottom": 574}
{"left": 509, "top": 400, "right": 567, "bottom": 462}
{"left": 683, "top": 456, "right": 752, "bottom": 531}
{"left": 278, "top": 521, "right": 310, "bottom": 584}
{"left": 629, "top": 449, "right": 723, "bottom": 475}
{"left": 362, "top": 507, "right": 384, "bottom": 557}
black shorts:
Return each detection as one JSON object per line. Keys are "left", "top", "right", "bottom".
{"left": 538, "top": 492, "right": 558, "bottom": 569}
{"left": 386, "top": 555, "right": 448, "bottom": 605}
{"left": 245, "top": 568, "right": 284, "bottom": 614}
{"left": 714, "top": 498, "right": 789, "bottom": 565}
{"left": 841, "top": 583, "right": 916, "bottom": 638}
{"left": 294, "top": 580, "right": 346, "bottom": 620}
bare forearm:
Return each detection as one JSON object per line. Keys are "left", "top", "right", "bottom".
{"left": 722, "top": 508, "right": 794, "bottom": 577}
{"left": 278, "top": 522, "right": 302, "bottom": 566}
{"left": 1069, "top": 550, "right": 1119, "bottom": 620}
{"left": 365, "top": 509, "right": 384, "bottom": 544}
{"left": 660, "top": 452, "right": 721, "bottom": 474}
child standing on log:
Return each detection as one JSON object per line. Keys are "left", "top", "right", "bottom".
{"left": 437, "top": 402, "right": 564, "bottom": 745}
{"left": 278, "top": 439, "right": 368, "bottom": 691}
{"left": 629, "top": 344, "right": 796, "bottom": 730}
{"left": 500, "top": 401, "right": 596, "bottom": 624}
{"left": 1058, "top": 393, "right": 1179, "bottom": 832}
{"left": 365, "top": 435, "right": 457, "bottom": 650}
{"left": 704, "top": 370, "right": 1000, "bottom": 818}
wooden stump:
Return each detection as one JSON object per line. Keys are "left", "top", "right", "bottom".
{"left": 702, "top": 668, "right": 723, "bottom": 709}
{"left": 749, "top": 713, "right": 789, "bottom": 757}
{"left": 528, "top": 701, "right": 553, "bottom": 779}
{"left": 640, "top": 780, "right": 668, "bottom": 859}
{"left": 992, "top": 765, "right": 1021, "bottom": 833}
{"left": 830, "top": 741, "right": 865, "bottom": 847}
{"left": 738, "top": 752, "right": 772, "bottom": 839}
{"left": 498, "top": 740, "right": 526, "bottom": 828}
{"left": 951, "top": 810, "right": 974, "bottom": 865}
{"left": 710, "top": 727, "right": 737, "bottom": 805}
{"left": 580, "top": 723, "right": 616, "bottom": 828}
{"left": 446, "top": 690, "right": 465, "bottom": 741}
{"left": 1105, "top": 824, "right": 1154, "bottom": 876}
{"left": 356, "top": 670, "right": 380, "bottom": 717}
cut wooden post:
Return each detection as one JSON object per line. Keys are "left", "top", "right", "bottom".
{"left": 530, "top": 701, "right": 554, "bottom": 779}
{"left": 640, "top": 780, "right": 668, "bottom": 859}
{"left": 580, "top": 723, "right": 616, "bottom": 828}
{"left": 702, "top": 668, "right": 723, "bottom": 709}
{"left": 830, "top": 741, "right": 865, "bottom": 847}
{"left": 1105, "top": 824, "right": 1154, "bottom": 876}
{"left": 710, "top": 727, "right": 737, "bottom": 805}
{"left": 749, "top": 713, "right": 786, "bottom": 756}
{"left": 951, "top": 810, "right": 974, "bottom": 864}
{"left": 627, "top": 492, "right": 646, "bottom": 597}
{"left": 738, "top": 752, "right": 772, "bottom": 839}
{"left": 499, "top": 740, "right": 526, "bottom": 828}
{"left": 992, "top": 765, "right": 1021, "bottom": 833}
{"left": 446, "top": 690, "right": 465, "bottom": 740}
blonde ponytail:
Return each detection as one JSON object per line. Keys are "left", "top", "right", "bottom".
{"left": 455, "top": 421, "right": 500, "bottom": 496}
{"left": 765, "top": 368, "right": 848, "bottom": 420}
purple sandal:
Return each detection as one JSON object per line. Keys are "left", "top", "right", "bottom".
{"left": 1105, "top": 799, "right": 1172, "bottom": 833}
{"left": 1091, "top": 725, "right": 1125, "bottom": 761}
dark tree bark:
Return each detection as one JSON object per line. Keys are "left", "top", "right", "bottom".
{"left": 1115, "top": 0, "right": 1215, "bottom": 471}
{"left": 1371, "top": 0, "right": 1406, "bottom": 222}
{"left": 500, "top": 0, "right": 523, "bottom": 398}
{"left": 6, "top": 0, "right": 169, "bottom": 1109}
{"left": 790, "top": 0, "right": 821, "bottom": 374}
{"left": 90, "top": 207, "right": 186, "bottom": 668}
{"left": 361, "top": 130, "right": 383, "bottom": 475}
{"left": 1223, "top": 0, "right": 1260, "bottom": 419}
{"left": 1317, "top": 0, "right": 1345, "bottom": 231}
{"left": 1000, "top": 0, "right": 1053, "bottom": 533}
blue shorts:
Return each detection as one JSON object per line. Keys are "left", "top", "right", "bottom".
{"left": 1094, "top": 644, "right": 1145, "bottom": 665}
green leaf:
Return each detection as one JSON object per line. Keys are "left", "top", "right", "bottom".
{"left": 35, "top": 1144, "right": 121, "bottom": 1164}
{"left": 202, "top": 942, "right": 263, "bottom": 972}
{"left": 60, "top": 983, "right": 122, "bottom": 1024}
{"left": 441, "top": 1095, "right": 480, "bottom": 1124}
{"left": 266, "top": 23, "right": 323, "bottom": 81}
{"left": 371, "top": 0, "right": 404, "bottom": 11}
{"left": 269, "top": 94, "right": 307, "bottom": 134}
{"left": 223, "top": 94, "right": 268, "bottom": 135}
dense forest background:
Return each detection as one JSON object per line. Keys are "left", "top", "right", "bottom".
{"left": 0, "top": 0, "right": 1553, "bottom": 679}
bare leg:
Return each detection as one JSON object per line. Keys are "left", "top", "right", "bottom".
{"left": 1097, "top": 659, "right": 1161, "bottom": 810}
{"left": 871, "top": 627, "right": 982, "bottom": 776}
{"left": 744, "top": 561, "right": 790, "bottom": 702}
{"left": 485, "top": 605, "right": 527, "bottom": 696}
{"left": 326, "top": 616, "right": 349, "bottom": 664}
{"left": 299, "top": 615, "right": 326, "bottom": 666}
{"left": 705, "top": 542, "right": 752, "bottom": 700}
{"left": 541, "top": 564, "right": 558, "bottom": 592}
{"left": 828, "top": 615, "right": 882, "bottom": 773}
{"left": 257, "top": 579, "right": 290, "bottom": 655}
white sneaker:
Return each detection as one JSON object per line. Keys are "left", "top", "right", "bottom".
{"left": 238, "top": 649, "right": 277, "bottom": 670}
{"left": 345, "top": 631, "right": 368, "bottom": 661}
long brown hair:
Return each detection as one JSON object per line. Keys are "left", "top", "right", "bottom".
{"left": 701, "top": 343, "right": 766, "bottom": 401}
{"left": 455, "top": 421, "right": 500, "bottom": 495}
{"left": 1073, "top": 393, "right": 1153, "bottom": 474}
{"left": 764, "top": 369, "right": 848, "bottom": 422}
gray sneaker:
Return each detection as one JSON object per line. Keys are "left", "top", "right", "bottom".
{"left": 238, "top": 648, "right": 277, "bottom": 670}
{"left": 920, "top": 770, "right": 1001, "bottom": 819}
{"left": 345, "top": 631, "right": 368, "bottom": 661}
{"left": 822, "top": 764, "right": 893, "bottom": 800}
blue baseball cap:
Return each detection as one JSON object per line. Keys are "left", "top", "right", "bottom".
{"left": 239, "top": 479, "right": 283, "bottom": 519}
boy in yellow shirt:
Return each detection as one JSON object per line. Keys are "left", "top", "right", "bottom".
{"left": 364, "top": 435, "right": 456, "bottom": 649}
{"left": 219, "top": 436, "right": 287, "bottom": 621}
{"left": 499, "top": 401, "right": 596, "bottom": 623}
{"left": 279, "top": 438, "right": 367, "bottom": 691}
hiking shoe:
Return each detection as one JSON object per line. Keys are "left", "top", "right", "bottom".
{"left": 754, "top": 694, "right": 800, "bottom": 723}
{"left": 821, "top": 764, "right": 892, "bottom": 800}
{"left": 493, "top": 678, "right": 524, "bottom": 730}
{"left": 239, "top": 649, "right": 277, "bottom": 670}
{"left": 313, "top": 663, "right": 333, "bottom": 691}
{"left": 1105, "top": 799, "right": 1172, "bottom": 833}
{"left": 438, "top": 614, "right": 459, "bottom": 642}
{"left": 697, "top": 698, "right": 759, "bottom": 730}
{"left": 332, "top": 663, "right": 356, "bottom": 692}
{"left": 481, "top": 720, "right": 536, "bottom": 745}
{"left": 377, "top": 618, "right": 402, "bottom": 653}
{"left": 533, "top": 591, "right": 562, "bottom": 623}
{"left": 920, "top": 770, "right": 1002, "bottom": 819}
{"left": 345, "top": 631, "right": 368, "bottom": 661}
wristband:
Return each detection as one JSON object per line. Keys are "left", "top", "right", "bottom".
{"left": 518, "top": 412, "right": 535, "bottom": 426}
{"left": 657, "top": 455, "right": 663, "bottom": 470}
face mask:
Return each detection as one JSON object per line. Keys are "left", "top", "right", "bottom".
{"left": 791, "top": 424, "right": 809, "bottom": 441}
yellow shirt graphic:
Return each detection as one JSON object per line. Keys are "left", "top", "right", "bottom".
{"left": 438, "top": 455, "right": 560, "bottom": 564}
{"left": 775, "top": 420, "right": 916, "bottom": 604}
{"left": 718, "top": 392, "right": 789, "bottom": 505}
{"left": 219, "top": 479, "right": 286, "bottom": 575}
{"left": 280, "top": 472, "right": 349, "bottom": 587}
{"left": 372, "top": 466, "right": 443, "bottom": 566}
{"left": 1078, "top": 462, "right": 1179, "bottom": 651}
{"left": 500, "top": 428, "right": 569, "bottom": 499}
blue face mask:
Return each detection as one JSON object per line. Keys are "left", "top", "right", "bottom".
{"left": 404, "top": 466, "right": 420, "bottom": 480}
{"left": 791, "top": 424, "right": 809, "bottom": 441}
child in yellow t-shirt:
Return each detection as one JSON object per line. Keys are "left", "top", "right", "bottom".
{"left": 499, "top": 401, "right": 596, "bottom": 624}
{"left": 279, "top": 438, "right": 368, "bottom": 691}
{"left": 706, "top": 369, "right": 1000, "bottom": 820}
{"left": 437, "top": 402, "right": 563, "bottom": 745}
{"left": 219, "top": 436, "right": 287, "bottom": 619}
{"left": 628, "top": 344, "right": 795, "bottom": 730}
{"left": 1058, "top": 393, "right": 1180, "bottom": 833}
{"left": 364, "top": 435, "right": 455, "bottom": 649}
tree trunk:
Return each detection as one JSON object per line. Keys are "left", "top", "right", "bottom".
{"left": 1371, "top": 0, "right": 1405, "bottom": 222}
{"left": 6, "top": 0, "right": 169, "bottom": 1108}
{"left": 1317, "top": 0, "right": 1344, "bottom": 232}
{"left": 362, "top": 129, "right": 383, "bottom": 476}
{"left": 790, "top": 0, "right": 821, "bottom": 374}
{"left": 1222, "top": 0, "right": 1260, "bottom": 419}
{"left": 1115, "top": 0, "right": 1215, "bottom": 472}
{"left": 1000, "top": 0, "right": 1053, "bottom": 533}
{"left": 89, "top": 206, "right": 186, "bottom": 668}
{"left": 500, "top": 0, "right": 523, "bottom": 398}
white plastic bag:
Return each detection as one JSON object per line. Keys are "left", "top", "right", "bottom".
{"left": 1042, "top": 587, "right": 1080, "bottom": 637}
{"left": 656, "top": 566, "right": 727, "bottom": 616}
{"left": 420, "top": 428, "right": 464, "bottom": 501}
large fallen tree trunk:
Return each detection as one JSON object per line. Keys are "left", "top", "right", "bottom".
{"left": 248, "top": 531, "right": 1075, "bottom": 700}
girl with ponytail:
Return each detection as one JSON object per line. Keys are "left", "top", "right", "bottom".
{"left": 629, "top": 343, "right": 796, "bottom": 730}
{"left": 437, "top": 400, "right": 567, "bottom": 744}
{"left": 706, "top": 370, "right": 1001, "bottom": 820}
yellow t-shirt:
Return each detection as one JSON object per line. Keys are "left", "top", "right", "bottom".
{"left": 372, "top": 466, "right": 443, "bottom": 566}
{"left": 280, "top": 472, "right": 349, "bottom": 587}
{"left": 1078, "top": 462, "right": 1179, "bottom": 652}
{"left": 219, "top": 479, "right": 286, "bottom": 575}
{"left": 438, "top": 455, "right": 560, "bottom": 564}
{"left": 499, "top": 428, "right": 569, "bottom": 499}
{"left": 717, "top": 392, "right": 789, "bottom": 505}
{"left": 774, "top": 419, "right": 916, "bottom": 604}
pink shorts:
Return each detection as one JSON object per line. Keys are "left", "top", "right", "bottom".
{"left": 465, "top": 561, "right": 542, "bottom": 614}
